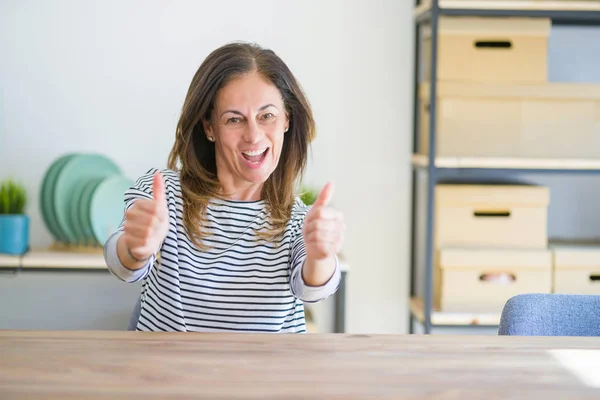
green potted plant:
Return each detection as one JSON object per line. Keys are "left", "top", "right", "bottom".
{"left": 299, "top": 185, "right": 319, "bottom": 206}
{"left": 0, "top": 179, "right": 29, "bottom": 255}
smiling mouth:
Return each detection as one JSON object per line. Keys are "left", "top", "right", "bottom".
{"left": 242, "top": 148, "right": 269, "bottom": 164}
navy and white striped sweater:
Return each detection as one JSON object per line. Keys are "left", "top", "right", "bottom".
{"left": 104, "top": 168, "right": 340, "bottom": 333}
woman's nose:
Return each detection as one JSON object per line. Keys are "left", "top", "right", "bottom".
{"left": 243, "top": 119, "right": 263, "bottom": 143}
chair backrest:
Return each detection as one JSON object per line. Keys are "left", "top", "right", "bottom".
{"left": 498, "top": 293, "right": 600, "bottom": 336}
{"left": 127, "top": 296, "right": 141, "bottom": 331}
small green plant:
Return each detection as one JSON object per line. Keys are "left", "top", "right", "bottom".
{"left": 0, "top": 179, "right": 27, "bottom": 214}
{"left": 299, "top": 185, "right": 319, "bottom": 206}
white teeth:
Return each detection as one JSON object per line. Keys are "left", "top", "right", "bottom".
{"left": 242, "top": 148, "right": 267, "bottom": 156}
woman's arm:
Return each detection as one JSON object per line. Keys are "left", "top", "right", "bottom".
{"left": 104, "top": 169, "right": 169, "bottom": 283}
{"left": 289, "top": 241, "right": 341, "bottom": 303}
{"left": 289, "top": 183, "right": 345, "bottom": 302}
{"left": 104, "top": 231, "right": 154, "bottom": 283}
{"left": 302, "top": 256, "right": 337, "bottom": 286}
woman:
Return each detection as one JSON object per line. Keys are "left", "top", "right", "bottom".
{"left": 104, "top": 42, "right": 345, "bottom": 333}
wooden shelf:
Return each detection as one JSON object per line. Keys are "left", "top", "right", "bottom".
{"left": 0, "top": 249, "right": 108, "bottom": 270}
{"left": 415, "top": 0, "right": 600, "bottom": 17}
{"left": 412, "top": 154, "right": 600, "bottom": 171}
{"left": 0, "top": 254, "right": 20, "bottom": 268}
{"left": 21, "top": 250, "right": 108, "bottom": 269}
{"left": 410, "top": 297, "right": 501, "bottom": 326}
{"left": 0, "top": 249, "right": 351, "bottom": 272}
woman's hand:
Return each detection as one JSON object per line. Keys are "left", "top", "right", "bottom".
{"left": 302, "top": 183, "right": 345, "bottom": 286}
{"left": 120, "top": 172, "right": 169, "bottom": 265}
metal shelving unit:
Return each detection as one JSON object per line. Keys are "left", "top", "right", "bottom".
{"left": 409, "top": 0, "right": 600, "bottom": 334}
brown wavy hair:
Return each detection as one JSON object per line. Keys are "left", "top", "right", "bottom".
{"left": 167, "top": 42, "right": 315, "bottom": 249}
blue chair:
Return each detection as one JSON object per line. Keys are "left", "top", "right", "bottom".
{"left": 127, "top": 297, "right": 142, "bottom": 331}
{"left": 498, "top": 293, "right": 600, "bottom": 336}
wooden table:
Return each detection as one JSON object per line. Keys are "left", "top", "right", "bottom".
{"left": 1, "top": 331, "right": 600, "bottom": 399}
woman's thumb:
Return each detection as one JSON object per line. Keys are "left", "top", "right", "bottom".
{"left": 153, "top": 172, "right": 166, "bottom": 204}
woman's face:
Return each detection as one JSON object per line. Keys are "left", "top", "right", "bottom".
{"left": 205, "top": 71, "right": 288, "bottom": 198}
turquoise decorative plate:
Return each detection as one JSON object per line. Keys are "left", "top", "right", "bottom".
{"left": 68, "top": 183, "right": 88, "bottom": 245}
{"left": 53, "top": 154, "right": 121, "bottom": 245}
{"left": 70, "top": 177, "right": 105, "bottom": 246}
{"left": 40, "top": 153, "right": 77, "bottom": 243}
{"left": 77, "top": 177, "right": 105, "bottom": 246}
{"left": 90, "top": 175, "right": 133, "bottom": 245}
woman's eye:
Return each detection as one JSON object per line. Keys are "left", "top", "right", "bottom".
{"left": 227, "top": 117, "right": 241, "bottom": 124}
{"left": 262, "top": 113, "right": 274, "bottom": 120}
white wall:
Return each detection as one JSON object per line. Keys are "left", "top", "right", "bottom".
{"left": 0, "top": 0, "right": 414, "bottom": 333}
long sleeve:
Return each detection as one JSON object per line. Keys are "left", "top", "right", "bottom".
{"left": 104, "top": 230, "right": 153, "bottom": 283}
{"left": 103, "top": 168, "right": 159, "bottom": 283}
{"left": 290, "top": 254, "right": 341, "bottom": 303}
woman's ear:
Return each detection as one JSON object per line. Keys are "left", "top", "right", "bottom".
{"left": 203, "top": 120, "right": 215, "bottom": 142}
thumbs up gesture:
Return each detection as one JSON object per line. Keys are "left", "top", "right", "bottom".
{"left": 122, "top": 172, "right": 169, "bottom": 261}
{"left": 302, "top": 183, "right": 345, "bottom": 262}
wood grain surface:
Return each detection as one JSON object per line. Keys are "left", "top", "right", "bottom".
{"left": 1, "top": 330, "right": 600, "bottom": 399}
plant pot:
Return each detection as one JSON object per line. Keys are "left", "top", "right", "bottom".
{"left": 0, "top": 214, "right": 29, "bottom": 255}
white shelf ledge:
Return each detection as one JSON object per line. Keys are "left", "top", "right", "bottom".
{"left": 410, "top": 297, "right": 501, "bottom": 326}
{"left": 412, "top": 154, "right": 600, "bottom": 170}
{"left": 0, "top": 249, "right": 350, "bottom": 272}
{"left": 0, "top": 254, "right": 20, "bottom": 268}
{"left": 21, "top": 250, "right": 107, "bottom": 269}
{"left": 415, "top": 0, "right": 600, "bottom": 18}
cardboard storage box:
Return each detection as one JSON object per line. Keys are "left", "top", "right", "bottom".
{"left": 435, "top": 184, "right": 549, "bottom": 249}
{"left": 419, "top": 82, "right": 600, "bottom": 159}
{"left": 438, "top": 247, "right": 552, "bottom": 312}
{"left": 423, "top": 16, "right": 550, "bottom": 83}
{"left": 553, "top": 244, "right": 600, "bottom": 295}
